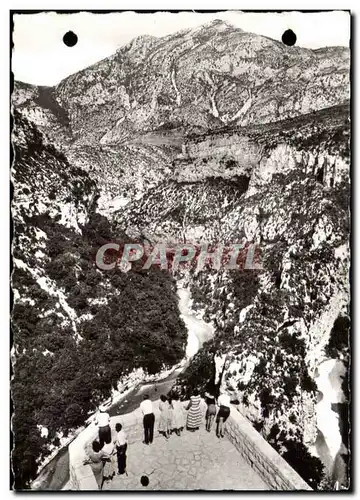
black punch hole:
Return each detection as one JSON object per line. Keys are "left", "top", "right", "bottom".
{"left": 141, "top": 475, "right": 149, "bottom": 487}
{"left": 282, "top": 29, "right": 296, "bottom": 47}
{"left": 63, "top": 31, "right": 78, "bottom": 47}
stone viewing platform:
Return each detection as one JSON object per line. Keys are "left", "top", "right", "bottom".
{"left": 69, "top": 399, "right": 312, "bottom": 491}
{"left": 104, "top": 425, "right": 267, "bottom": 491}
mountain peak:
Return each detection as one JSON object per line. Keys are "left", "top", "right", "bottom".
{"left": 203, "top": 19, "right": 240, "bottom": 31}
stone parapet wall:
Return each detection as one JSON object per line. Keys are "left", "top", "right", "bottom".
{"left": 225, "top": 407, "right": 312, "bottom": 491}
{"left": 69, "top": 422, "right": 103, "bottom": 490}
{"left": 69, "top": 462, "right": 98, "bottom": 491}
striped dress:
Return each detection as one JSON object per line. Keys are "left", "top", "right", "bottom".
{"left": 186, "top": 395, "right": 202, "bottom": 429}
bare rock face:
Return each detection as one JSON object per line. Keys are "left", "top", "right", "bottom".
{"left": 11, "top": 20, "right": 350, "bottom": 489}
{"left": 14, "top": 23, "right": 350, "bottom": 143}
{"left": 12, "top": 21, "right": 349, "bottom": 210}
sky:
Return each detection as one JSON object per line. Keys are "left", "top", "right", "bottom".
{"left": 12, "top": 10, "right": 350, "bottom": 86}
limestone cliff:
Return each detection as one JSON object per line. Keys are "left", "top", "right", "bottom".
{"left": 116, "top": 103, "right": 350, "bottom": 488}
{"left": 11, "top": 20, "right": 350, "bottom": 490}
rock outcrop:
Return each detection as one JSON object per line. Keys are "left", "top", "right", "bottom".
{"left": 11, "top": 20, "right": 350, "bottom": 489}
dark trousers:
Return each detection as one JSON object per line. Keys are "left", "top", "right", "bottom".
{"left": 116, "top": 443, "right": 127, "bottom": 474}
{"left": 143, "top": 413, "right": 155, "bottom": 444}
{"left": 99, "top": 425, "right": 111, "bottom": 448}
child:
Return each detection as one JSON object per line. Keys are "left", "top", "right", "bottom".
{"left": 114, "top": 423, "right": 127, "bottom": 475}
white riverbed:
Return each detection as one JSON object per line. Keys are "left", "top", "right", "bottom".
{"left": 177, "top": 285, "right": 214, "bottom": 358}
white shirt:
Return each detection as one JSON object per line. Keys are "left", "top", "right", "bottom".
{"left": 102, "top": 441, "right": 114, "bottom": 456}
{"left": 140, "top": 399, "right": 153, "bottom": 415}
{"left": 115, "top": 430, "right": 127, "bottom": 446}
{"left": 218, "top": 394, "right": 231, "bottom": 407}
{"left": 97, "top": 411, "right": 110, "bottom": 427}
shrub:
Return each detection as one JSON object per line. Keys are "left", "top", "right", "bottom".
{"left": 281, "top": 440, "right": 324, "bottom": 489}
{"left": 326, "top": 315, "right": 350, "bottom": 359}
{"left": 64, "top": 403, "right": 85, "bottom": 428}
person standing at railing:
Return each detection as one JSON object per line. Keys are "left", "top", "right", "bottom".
{"left": 216, "top": 392, "right": 231, "bottom": 438}
{"left": 204, "top": 391, "right": 217, "bottom": 432}
{"left": 158, "top": 395, "right": 171, "bottom": 439}
{"left": 95, "top": 405, "right": 111, "bottom": 448}
{"left": 101, "top": 437, "right": 117, "bottom": 485}
{"left": 83, "top": 440, "right": 106, "bottom": 490}
{"left": 140, "top": 394, "right": 155, "bottom": 445}
{"left": 186, "top": 389, "right": 202, "bottom": 432}
{"left": 170, "top": 393, "right": 185, "bottom": 436}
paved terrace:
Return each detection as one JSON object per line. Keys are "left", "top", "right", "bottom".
{"left": 69, "top": 399, "right": 312, "bottom": 491}
{"left": 103, "top": 426, "right": 267, "bottom": 491}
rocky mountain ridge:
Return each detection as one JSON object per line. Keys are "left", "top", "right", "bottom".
{"left": 12, "top": 19, "right": 350, "bottom": 210}
{"left": 11, "top": 20, "right": 350, "bottom": 489}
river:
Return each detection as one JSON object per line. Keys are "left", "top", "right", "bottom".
{"left": 177, "top": 285, "right": 214, "bottom": 357}
{"left": 32, "top": 284, "right": 214, "bottom": 490}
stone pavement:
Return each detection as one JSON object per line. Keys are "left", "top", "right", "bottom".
{"left": 103, "top": 426, "right": 268, "bottom": 491}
